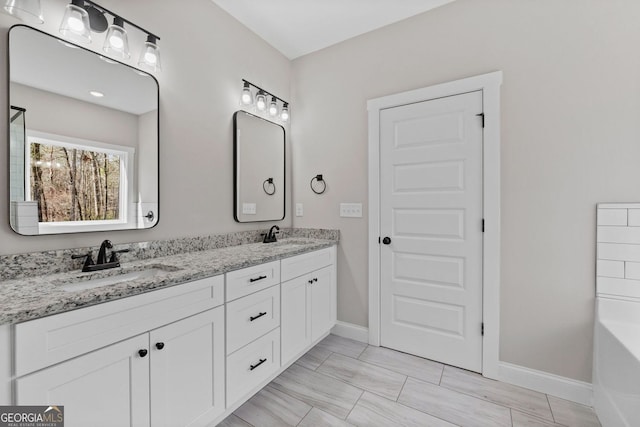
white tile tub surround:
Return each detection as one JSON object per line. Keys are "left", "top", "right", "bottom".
{"left": 596, "top": 203, "right": 640, "bottom": 300}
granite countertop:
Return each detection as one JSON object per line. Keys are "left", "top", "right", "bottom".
{"left": 0, "top": 238, "right": 337, "bottom": 325}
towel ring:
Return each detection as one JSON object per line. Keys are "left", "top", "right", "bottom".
{"left": 310, "top": 174, "right": 326, "bottom": 195}
{"left": 263, "top": 178, "right": 276, "bottom": 195}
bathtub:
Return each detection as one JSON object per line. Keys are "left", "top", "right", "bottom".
{"left": 593, "top": 297, "right": 640, "bottom": 427}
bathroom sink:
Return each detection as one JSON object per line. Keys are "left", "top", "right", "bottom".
{"left": 269, "top": 239, "right": 310, "bottom": 248}
{"left": 57, "top": 265, "right": 180, "bottom": 293}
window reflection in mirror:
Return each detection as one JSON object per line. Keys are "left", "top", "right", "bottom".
{"left": 234, "top": 111, "right": 285, "bottom": 223}
{"left": 8, "top": 25, "right": 159, "bottom": 235}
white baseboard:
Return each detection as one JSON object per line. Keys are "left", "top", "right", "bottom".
{"left": 331, "top": 321, "right": 369, "bottom": 343}
{"left": 498, "top": 362, "right": 593, "bottom": 406}
{"left": 330, "top": 322, "right": 593, "bottom": 406}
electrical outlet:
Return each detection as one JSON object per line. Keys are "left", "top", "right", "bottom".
{"left": 296, "top": 203, "right": 304, "bottom": 217}
{"left": 340, "top": 203, "right": 363, "bottom": 218}
{"left": 242, "top": 203, "right": 256, "bottom": 215}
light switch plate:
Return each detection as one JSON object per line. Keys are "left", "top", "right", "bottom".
{"left": 340, "top": 203, "right": 362, "bottom": 218}
{"left": 242, "top": 203, "right": 256, "bottom": 215}
{"left": 296, "top": 203, "right": 304, "bottom": 217}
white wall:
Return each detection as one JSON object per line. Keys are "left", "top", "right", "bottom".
{"left": 290, "top": 0, "right": 640, "bottom": 382}
{"left": 11, "top": 82, "right": 138, "bottom": 148}
{"left": 0, "top": 0, "right": 291, "bottom": 252}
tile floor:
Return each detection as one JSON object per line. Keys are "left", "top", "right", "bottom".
{"left": 219, "top": 335, "right": 601, "bottom": 427}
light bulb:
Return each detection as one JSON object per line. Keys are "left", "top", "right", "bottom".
{"left": 256, "top": 91, "right": 267, "bottom": 111}
{"left": 269, "top": 97, "right": 278, "bottom": 117}
{"left": 67, "top": 11, "right": 84, "bottom": 32}
{"left": 109, "top": 34, "right": 123, "bottom": 49}
{"left": 144, "top": 51, "right": 157, "bottom": 64}
{"left": 280, "top": 103, "right": 289, "bottom": 122}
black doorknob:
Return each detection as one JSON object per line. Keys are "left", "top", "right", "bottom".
{"left": 382, "top": 237, "right": 392, "bottom": 245}
{"left": 138, "top": 349, "right": 148, "bottom": 358}
{"left": 155, "top": 342, "right": 165, "bottom": 350}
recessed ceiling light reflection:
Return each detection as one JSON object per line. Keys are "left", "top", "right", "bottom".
{"left": 89, "top": 90, "right": 104, "bottom": 98}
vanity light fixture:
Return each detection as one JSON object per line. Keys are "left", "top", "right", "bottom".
{"left": 240, "top": 80, "right": 290, "bottom": 123}
{"left": 103, "top": 16, "right": 130, "bottom": 59}
{"left": 2, "top": 0, "right": 43, "bottom": 24}
{"left": 57, "top": 0, "right": 161, "bottom": 73}
{"left": 60, "top": 0, "right": 92, "bottom": 43}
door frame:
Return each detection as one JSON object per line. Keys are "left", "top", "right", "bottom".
{"left": 367, "top": 71, "right": 502, "bottom": 378}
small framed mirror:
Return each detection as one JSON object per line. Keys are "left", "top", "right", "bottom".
{"left": 8, "top": 25, "right": 159, "bottom": 235}
{"left": 234, "top": 111, "right": 285, "bottom": 223}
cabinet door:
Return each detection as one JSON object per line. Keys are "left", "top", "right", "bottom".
{"left": 15, "top": 334, "right": 150, "bottom": 427}
{"left": 150, "top": 306, "right": 225, "bottom": 427}
{"left": 311, "top": 266, "right": 334, "bottom": 342}
{"left": 281, "top": 276, "right": 311, "bottom": 365}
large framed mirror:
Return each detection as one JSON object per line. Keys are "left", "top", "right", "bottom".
{"left": 8, "top": 25, "right": 159, "bottom": 235}
{"left": 234, "top": 111, "right": 285, "bottom": 223}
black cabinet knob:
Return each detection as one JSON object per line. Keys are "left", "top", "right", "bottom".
{"left": 155, "top": 342, "right": 165, "bottom": 350}
{"left": 308, "top": 279, "right": 313, "bottom": 284}
{"left": 138, "top": 349, "right": 148, "bottom": 358}
{"left": 382, "top": 237, "right": 392, "bottom": 245}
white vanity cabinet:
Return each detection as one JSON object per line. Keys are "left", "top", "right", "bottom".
{"left": 15, "top": 333, "right": 151, "bottom": 427}
{"left": 281, "top": 248, "right": 337, "bottom": 366}
{"left": 7, "top": 244, "right": 338, "bottom": 427}
{"left": 13, "top": 276, "right": 226, "bottom": 427}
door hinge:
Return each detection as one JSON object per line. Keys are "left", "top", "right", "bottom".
{"left": 476, "top": 113, "right": 485, "bottom": 128}
{"left": 481, "top": 323, "right": 485, "bottom": 336}
{"left": 482, "top": 219, "right": 485, "bottom": 233}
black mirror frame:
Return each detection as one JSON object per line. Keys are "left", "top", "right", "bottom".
{"left": 233, "top": 110, "right": 286, "bottom": 223}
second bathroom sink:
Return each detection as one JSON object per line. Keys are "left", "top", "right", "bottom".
{"left": 55, "top": 265, "right": 180, "bottom": 293}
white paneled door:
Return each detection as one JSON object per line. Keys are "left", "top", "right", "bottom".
{"left": 380, "top": 91, "right": 484, "bottom": 372}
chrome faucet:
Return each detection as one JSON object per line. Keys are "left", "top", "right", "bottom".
{"left": 263, "top": 225, "right": 280, "bottom": 243}
{"left": 72, "top": 240, "right": 129, "bottom": 272}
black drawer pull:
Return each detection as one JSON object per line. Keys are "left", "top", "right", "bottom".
{"left": 313, "top": 278, "right": 318, "bottom": 282}
{"left": 155, "top": 342, "right": 165, "bottom": 350}
{"left": 249, "top": 275, "right": 267, "bottom": 283}
{"left": 250, "top": 358, "right": 267, "bottom": 371}
{"left": 250, "top": 312, "right": 267, "bottom": 322}
{"left": 138, "top": 349, "right": 148, "bottom": 358}
{"left": 308, "top": 279, "right": 313, "bottom": 284}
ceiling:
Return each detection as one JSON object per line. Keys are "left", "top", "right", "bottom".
{"left": 211, "top": 0, "right": 455, "bottom": 59}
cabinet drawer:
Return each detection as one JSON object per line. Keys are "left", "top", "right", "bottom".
{"left": 281, "top": 247, "right": 333, "bottom": 282}
{"left": 227, "top": 285, "right": 280, "bottom": 354}
{"left": 226, "top": 261, "right": 280, "bottom": 302}
{"left": 14, "top": 275, "right": 224, "bottom": 377}
{"left": 227, "top": 328, "right": 280, "bottom": 404}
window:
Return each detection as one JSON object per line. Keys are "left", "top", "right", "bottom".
{"left": 25, "top": 131, "right": 135, "bottom": 232}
